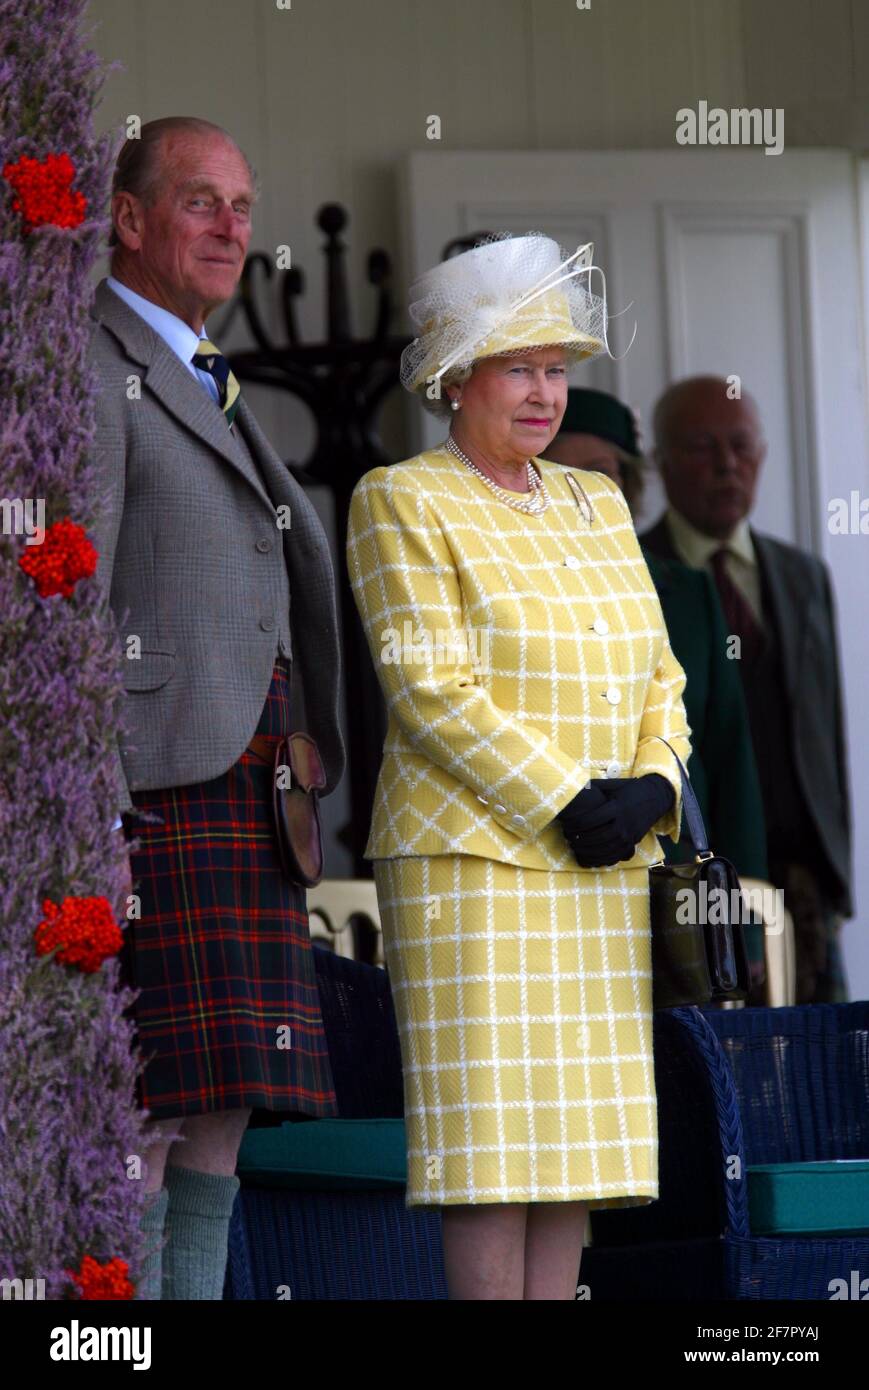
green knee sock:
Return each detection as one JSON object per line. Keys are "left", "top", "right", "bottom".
{"left": 137, "top": 1187, "right": 169, "bottom": 1300}
{"left": 161, "top": 1165, "right": 241, "bottom": 1302}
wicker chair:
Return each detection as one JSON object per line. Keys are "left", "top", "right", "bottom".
{"left": 586, "top": 1002, "right": 869, "bottom": 1300}
{"left": 306, "top": 878, "right": 384, "bottom": 966}
{"left": 225, "top": 945, "right": 448, "bottom": 1300}
{"left": 739, "top": 875, "right": 796, "bottom": 1007}
{"left": 228, "top": 946, "right": 868, "bottom": 1301}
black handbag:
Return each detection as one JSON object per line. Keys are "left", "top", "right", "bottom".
{"left": 647, "top": 736, "right": 752, "bottom": 1010}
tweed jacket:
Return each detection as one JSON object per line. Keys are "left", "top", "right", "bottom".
{"left": 87, "top": 279, "right": 345, "bottom": 812}
{"left": 346, "top": 446, "right": 692, "bottom": 871}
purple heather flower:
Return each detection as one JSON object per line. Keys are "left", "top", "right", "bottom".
{"left": 0, "top": 0, "right": 148, "bottom": 1295}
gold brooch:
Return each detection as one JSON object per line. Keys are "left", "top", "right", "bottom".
{"left": 564, "top": 472, "right": 595, "bottom": 526}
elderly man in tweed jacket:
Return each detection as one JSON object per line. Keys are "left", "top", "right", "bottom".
{"left": 88, "top": 116, "right": 344, "bottom": 1300}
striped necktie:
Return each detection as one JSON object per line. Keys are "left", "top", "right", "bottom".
{"left": 191, "top": 337, "right": 241, "bottom": 427}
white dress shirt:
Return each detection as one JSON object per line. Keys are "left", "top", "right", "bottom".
{"left": 106, "top": 275, "right": 221, "bottom": 404}
{"left": 663, "top": 505, "right": 764, "bottom": 627}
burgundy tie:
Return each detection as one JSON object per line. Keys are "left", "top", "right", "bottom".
{"left": 709, "top": 547, "right": 764, "bottom": 666}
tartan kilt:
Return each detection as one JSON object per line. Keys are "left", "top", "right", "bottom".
{"left": 119, "top": 657, "right": 338, "bottom": 1120}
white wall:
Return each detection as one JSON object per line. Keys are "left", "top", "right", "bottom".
{"left": 87, "top": 0, "right": 869, "bottom": 445}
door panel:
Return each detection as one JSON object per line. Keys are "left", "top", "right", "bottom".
{"left": 402, "top": 148, "right": 869, "bottom": 993}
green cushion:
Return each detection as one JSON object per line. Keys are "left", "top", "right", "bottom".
{"left": 747, "top": 1160, "right": 869, "bottom": 1235}
{"left": 237, "top": 1119, "right": 407, "bottom": 1192}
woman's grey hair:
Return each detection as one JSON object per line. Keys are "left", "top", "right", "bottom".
{"left": 419, "top": 364, "right": 475, "bottom": 420}
{"left": 108, "top": 116, "right": 260, "bottom": 249}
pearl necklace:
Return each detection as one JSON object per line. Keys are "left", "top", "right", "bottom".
{"left": 445, "top": 435, "right": 551, "bottom": 516}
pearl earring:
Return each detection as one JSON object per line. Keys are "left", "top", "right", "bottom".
{"left": 450, "top": 399, "right": 461, "bottom": 412}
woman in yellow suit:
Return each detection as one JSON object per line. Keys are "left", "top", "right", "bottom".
{"left": 346, "top": 234, "right": 691, "bottom": 1300}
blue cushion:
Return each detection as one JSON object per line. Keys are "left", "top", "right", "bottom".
{"left": 237, "top": 1119, "right": 407, "bottom": 1191}
{"left": 747, "top": 1160, "right": 869, "bottom": 1235}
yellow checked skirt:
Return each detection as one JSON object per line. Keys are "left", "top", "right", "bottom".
{"left": 373, "top": 853, "right": 659, "bottom": 1209}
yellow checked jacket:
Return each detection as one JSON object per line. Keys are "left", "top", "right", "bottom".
{"left": 346, "top": 445, "right": 692, "bottom": 872}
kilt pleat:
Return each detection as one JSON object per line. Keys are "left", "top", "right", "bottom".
{"left": 120, "top": 659, "right": 338, "bottom": 1119}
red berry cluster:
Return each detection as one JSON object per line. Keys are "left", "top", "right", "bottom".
{"left": 35, "top": 896, "right": 123, "bottom": 974}
{"left": 68, "top": 1255, "right": 134, "bottom": 1300}
{"left": 18, "top": 518, "right": 97, "bottom": 599}
{"left": 2, "top": 153, "right": 87, "bottom": 234}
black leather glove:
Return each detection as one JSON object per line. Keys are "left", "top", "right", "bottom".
{"left": 558, "top": 774, "right": 675, "bottom": 868}
{"left": 555, "top": 780, "right": 618, "bottom": 867}
{"left": 555, "top": 780, "right": 610, "bottom": 833}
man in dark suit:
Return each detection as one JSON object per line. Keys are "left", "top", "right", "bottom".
{"left": 640, "top": 376, "right": 852, "bottom": 1004}
{"left": 548, "top": 388, "right": 769, "bottom": 986}
{"left": 88, "top": 117, "right": 345, "bottom": 1299}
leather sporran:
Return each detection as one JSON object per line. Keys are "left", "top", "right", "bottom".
{"left": 648, "top": 736, "right": 751, "bottom": 1010}
{"left": 271, "top": 733, "right": 327, "bottom": 888}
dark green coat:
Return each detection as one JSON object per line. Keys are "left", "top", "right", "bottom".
{"left": 642, "top": 548, "right": 769, "bottom": 882}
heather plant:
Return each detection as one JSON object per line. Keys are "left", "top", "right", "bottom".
{"left": 0, "top": 0, "right": 146, "bottom": 1297}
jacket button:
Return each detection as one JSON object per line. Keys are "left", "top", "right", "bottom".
{"left": 606, "top": 760, "right": 621, "bottom": 776}
{"left": 605, "top": 685, "right": 621, "bottom": 704}
{"left": 564, "top": 555, "right": 581, "bottom": 569}
{"left": 493, "top": 802, "right": 507, "bottom": 814}
{"left": 256, "top": 538, "right": 272, "bottom": 553}
{"left": 511, "top": 813, "right": 526, "bottom": 827}
{"left": 593, "top": 616, "right": 609, "bottom": 635}
{"left": 476, "top": 794, "right": 489, "bottom": 805}
{"left": 260, "top": 616, "right": 275, "bottom": 632}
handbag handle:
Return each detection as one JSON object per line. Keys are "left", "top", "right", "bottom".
{"left": 650, "top": 735, "right": 711, "bottom": 858}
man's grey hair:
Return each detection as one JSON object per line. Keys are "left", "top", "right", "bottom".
{"left": 108, "top": 116, "right": 259, "bottom": 249}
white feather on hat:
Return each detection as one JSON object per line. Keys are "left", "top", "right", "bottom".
{"left": 400, "top": 232, "right": 627, "bottom": 398}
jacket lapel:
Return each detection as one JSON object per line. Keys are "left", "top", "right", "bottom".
{"left": 92, "top": 279, "right": 273, "bottom": 510}
{"left": 643, "top": 509, "right": 811, "bottom": 702}
{"left": 233, "top": 399, "right": 300, "bottom": 519}
{"left": 751, "top": 530, "right": 808, "bottom": 703}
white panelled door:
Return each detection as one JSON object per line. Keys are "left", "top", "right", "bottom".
{"left": 401, "top": 148, "right": 869, "bottom": 993}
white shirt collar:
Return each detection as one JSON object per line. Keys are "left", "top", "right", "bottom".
{"left": 664, "top": 505, "right": 756, "bottom": 570}
{"left": 106, "top": 275, "right": 209, "bottom": 369}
